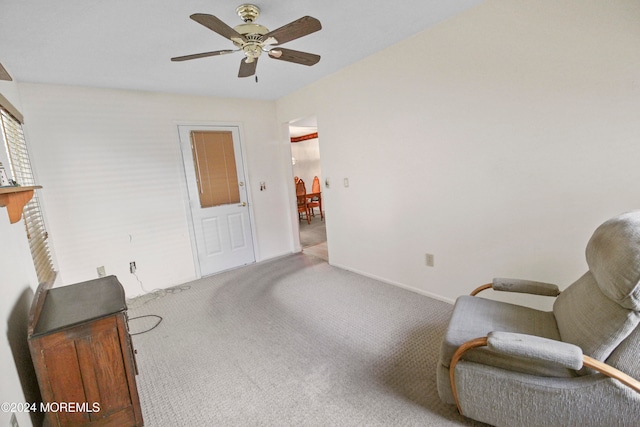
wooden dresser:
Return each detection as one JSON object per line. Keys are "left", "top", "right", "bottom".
{"left": 28, "top": 276, "right": 143, "bottom": 426}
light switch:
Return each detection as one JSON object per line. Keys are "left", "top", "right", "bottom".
{"left": 344, "top": 178, "right": 349, "bottom": 188}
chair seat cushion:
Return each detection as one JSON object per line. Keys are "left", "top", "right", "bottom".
{"left": 440, "top": 295, "right": 574, "bottom": 377}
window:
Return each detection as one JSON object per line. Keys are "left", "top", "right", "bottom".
{"left": 0, "top": 96, "right": 56, "bottom": 285}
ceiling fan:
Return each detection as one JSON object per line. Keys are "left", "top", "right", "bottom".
{"left": 171, "top": 4, "right": 322, "bottom": 78}
{"left": 0, "top": 62, "right": 12, "bottom": 81}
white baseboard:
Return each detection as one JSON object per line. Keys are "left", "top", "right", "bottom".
{"left": 329, "top": 262, "right": 455, "bottom": 305}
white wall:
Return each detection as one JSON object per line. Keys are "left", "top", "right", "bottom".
{"left": 277, "top": 0, "right": 640, "bottom": 307}
{"left": 291, "top": 138, "right": 322, "bottom": 190}
{"left": 0, "top": 81, "right": 38, "bottom": 427}
{"left": 2, "top": 1, "right": 638, "bottom": 420}
{"left": 18, "top": 84, "right": 295, "bottom": 296}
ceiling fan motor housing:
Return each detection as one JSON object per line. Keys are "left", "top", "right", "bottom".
{"left": 233, "top": 24, "right": 270, "bottom": 60}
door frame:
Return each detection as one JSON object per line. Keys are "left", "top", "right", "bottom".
{"left": 286, "top": 116, "right": 327, "bottom": 257}
{"left": 176, "top": 121, "right": 258, "bottom": 278}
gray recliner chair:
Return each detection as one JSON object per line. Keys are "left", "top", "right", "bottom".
{"left": 437, "top": 211, "right": 640, "bottom": 427}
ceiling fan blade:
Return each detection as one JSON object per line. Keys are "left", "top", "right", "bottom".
{"left": 263, "top": 16, "right": 321, "bottom": 46}
{"left": 0, "top": 62, "right": 12, "bottom": 81}
{"left": 268, "top": 48, "right": 320, "bottom": 66}
{"left": 190, "top": 13, "right": 246, "bottom": 44}
{"left": 171, "top": 50, "right": 236, "bottom": 62}
{"left": 238, "top": 58, "right": 258, "bottom": 78}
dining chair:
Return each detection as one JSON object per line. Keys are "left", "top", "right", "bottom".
{"left": 296, "top": 179, "right": 310, "bottom": 224}
{"left": 307, "top": 176, "right": 323, "bottom": 220}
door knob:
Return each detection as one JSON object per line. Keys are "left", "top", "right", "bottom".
{"left": 239, "top": 202, "right": 247, "bottom": 207}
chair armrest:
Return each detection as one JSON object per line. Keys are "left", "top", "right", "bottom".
{"left": 470, "top": 278, "right": 560, "bottom": 296}
{"left": 449, "top": 333, "right": 640, "bottom": 416}
{"left": 582, "top": 356, "right": 640, "bottom": 396}
{"left": 487, "top": 331, "right": 583, "bottom": 370}
{"left": 488, "top": 332, "right": 640, "bottom": 393}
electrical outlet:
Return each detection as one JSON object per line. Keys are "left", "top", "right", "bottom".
{"left": 129, "top": 261, "right": 136, "bottom": 274}
{"left": 425, "top": 253, "right": 435, "bottom": 267}
{"left": 10, "top": 413, "right": 19, "bottom": 427}
{"left": 97, "top": 266, "right": 106, "bottom": 277}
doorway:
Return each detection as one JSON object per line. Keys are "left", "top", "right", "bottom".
{"left": 289, "top": 116, "right": 327, "bottom": 261}
{"left": 178, "top": 125, "right": 256, "bottom": 276}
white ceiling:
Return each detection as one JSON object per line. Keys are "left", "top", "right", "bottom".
{"left": 0, "top": 0, "right": 483, "bottom": 100}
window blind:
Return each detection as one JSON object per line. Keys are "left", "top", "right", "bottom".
{"left": 0, "top": 105, "right": 56, "bottom": 285}
{"left": 190, "top": 131, "right": 240, "bottom": 208}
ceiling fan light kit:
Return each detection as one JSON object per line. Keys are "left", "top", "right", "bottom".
{"left": 171, "top": 4, "right": 322, "bottom": 78}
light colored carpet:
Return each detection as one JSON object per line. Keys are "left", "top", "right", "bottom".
{"left": 127, "top": 254, "right": 486, "bottom": 426}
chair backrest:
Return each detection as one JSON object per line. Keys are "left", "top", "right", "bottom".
{"left": 296, "top": 179, "right": 306, "bottom": 197}
{"left": 606, "top": 321, "right": 640, "bottom": 379}
{"left": 553, "top": 211, "right": 640, "bottom": 369}
{"left": 312, "top": 176, "right": 321, "bottom": 193}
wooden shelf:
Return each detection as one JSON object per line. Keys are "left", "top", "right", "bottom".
{"left": 0, "top": 185, "right": 42, "bottom": 223}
